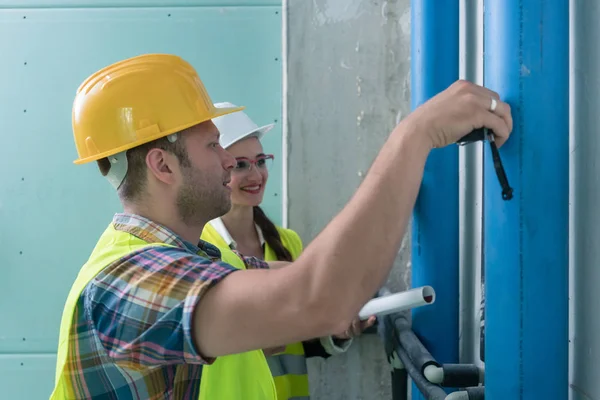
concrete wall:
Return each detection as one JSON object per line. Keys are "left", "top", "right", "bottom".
{"left": 285, "top": 0, "right": 411, "bottom": 398}
{"left": 570, "top": 1, "right": 600, "bottom": 399}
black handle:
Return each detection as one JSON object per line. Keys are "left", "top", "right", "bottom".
{"left": 457, "top": 128, "right": 487, "bottom": 145}
{"left": 456, "top": 128, "right": 514, "bottom": 201}
{"left": 488, "top": 135, "right": 514, "bottom": 200}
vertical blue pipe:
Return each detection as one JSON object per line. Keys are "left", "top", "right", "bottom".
{"left": 410, "top": 1, "right": 459, "bottom": 398}
{"left": 483, "top": 1, "right": 569, "bottom": 399}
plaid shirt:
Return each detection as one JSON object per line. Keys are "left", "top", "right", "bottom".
{"left": 64, "top": 213, "right": 268, "bottom": 399}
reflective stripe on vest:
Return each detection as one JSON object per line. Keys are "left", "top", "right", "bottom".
{"left": 201, "top": 223, "right": 310, "bottom": 400}
{"left": 266, "top": 350, "right": 309, "bottom": 377}
{"left": 51, "top": 223, "right": 276, "bottom": 400}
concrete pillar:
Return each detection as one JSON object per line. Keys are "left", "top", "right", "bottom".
{"left": 570, "top": 1, "right": 600, "bottom": 399}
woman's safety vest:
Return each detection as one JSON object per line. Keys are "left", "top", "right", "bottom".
{"left": 51, "top": 223, "right": 276, "bottom": 400}
{"left": 201, "top": 223, "right": 308, "bottom": 400}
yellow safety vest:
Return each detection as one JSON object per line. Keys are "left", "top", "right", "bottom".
{"left": 51, "top": 223, "right": 276, "bottom": 400}
{"left": 201, "top": 223, "right": 309, "bottom": 400}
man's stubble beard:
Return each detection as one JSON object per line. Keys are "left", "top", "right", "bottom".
{"left": 176, "top": 165, "right": 231, "bottom": 227}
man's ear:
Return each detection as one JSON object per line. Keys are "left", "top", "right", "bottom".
{"left": 146, "top": 148, "right": 178, "bottom": 185}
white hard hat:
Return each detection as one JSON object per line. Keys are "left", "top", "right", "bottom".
{"left": 212, "top": 102, "right": 275, "bottom": 149}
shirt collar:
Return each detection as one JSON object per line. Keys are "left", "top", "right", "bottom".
{"left": 208, "top": 217, "right": 265, "bottom": 250}
{"left": 112, "top": 212, "right": 222, "bottom": 259}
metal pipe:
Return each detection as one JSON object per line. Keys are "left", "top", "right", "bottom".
{"left": 410, "top": 1, "right": 460, "bottom": 398}
{"left": 483, "top": 0, "right": 569, "bottom": 398}
{"left": 458, "top": 0, "right": 484, "bottom": 368}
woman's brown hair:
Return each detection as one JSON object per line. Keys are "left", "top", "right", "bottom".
{"left": 253, "top": 206, "right": 293, "bottom": 262}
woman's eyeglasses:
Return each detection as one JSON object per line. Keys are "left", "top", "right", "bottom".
{"left": 233, "top": 154, "right": 275, "bottom": 173}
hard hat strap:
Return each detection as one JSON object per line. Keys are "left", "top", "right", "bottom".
{"left": 105, "top": 133, "right": 177, "bottom": 190}
{"left": 106, "top": 151, "right": 128, "bottom": 190}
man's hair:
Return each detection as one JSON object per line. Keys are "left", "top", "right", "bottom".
{"left": 97, "top": 133, "right": 190, "bottom": 203}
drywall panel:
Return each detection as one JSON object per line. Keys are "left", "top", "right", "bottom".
{"left": 0, "top": 5, "right": 281, "bottom": 397}
{"left": 0, "top": 0, "right": 280, "bottom": 7}
{"left": 0, "top": 355, "right": 57, "bottom": 399}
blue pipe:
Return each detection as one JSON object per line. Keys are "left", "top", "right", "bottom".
{"left": 483, "top": 1, "right": 569, "bottom": 399}
{"left": 410, "top": 1, "right": 459, "bottom": 398}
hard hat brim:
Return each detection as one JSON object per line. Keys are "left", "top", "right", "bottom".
{"left": 73, "top": 104, "right": 245, "bottom": 164}
{"left": 222, "top": 122, "right": 276, "bottom": 150}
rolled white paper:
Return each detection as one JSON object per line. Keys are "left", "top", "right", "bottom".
{"left": 358, "top": 286, "right": 436, "bottom": 320}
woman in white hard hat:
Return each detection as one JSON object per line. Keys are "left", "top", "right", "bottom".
{"left": 200, "top": 103, "right": 376, "bottom": 400}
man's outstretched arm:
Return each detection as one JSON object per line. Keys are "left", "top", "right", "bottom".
{"left": 193, "top": 80, "right": 513, "bottom": 358}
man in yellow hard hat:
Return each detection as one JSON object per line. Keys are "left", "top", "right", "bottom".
{"left": 52, "top": 53, "right": 512, "bottom": 399}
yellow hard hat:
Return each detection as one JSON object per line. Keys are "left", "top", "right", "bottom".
{"left": 72, "top": 53, "right": 244, "bottom": 164}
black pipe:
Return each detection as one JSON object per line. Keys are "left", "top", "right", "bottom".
{"left": 376, "top": 288, "right": 408, "bottom": 400}
{"left": 392, "top": 314, "right": 441, "bottom": 374}
{"left": 378, "top": 304, "right": 446, "bottom": 399}
{"left": 375, "top": 288, "right": 481, "bottom": 400}
{"left": 394, "top": 341, "right": 448, "bottom": 400}
{"left": 465, "top": 386, "right": 484, "bottom": 400}
{"left": 391, "top": 368, "right": 408, "bottom": 400}
{"left": 439, "top": 364, "right": 481, "bottom": 388}
{"left": 388, "top": 311, "right": 482, "bottom": 389}
{"left": 445, "top": 386, "right": 484, "bottom": 400}
{"left": 378, "top": 310, "right": 446, "bottom": 400}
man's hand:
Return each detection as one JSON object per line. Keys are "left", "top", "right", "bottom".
{"left": 333, "top": 315, "right": 377, "bottom": 340}
{"left": 403, "top": 79, "right": 513, "bottom": 149}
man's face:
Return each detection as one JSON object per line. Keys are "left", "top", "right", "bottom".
{"left": 175, "top": 121, "right": 236, "bottom": 226}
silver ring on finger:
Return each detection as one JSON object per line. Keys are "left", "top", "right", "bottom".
{"left": 490, "top": 97, "right": 498, "bottom": 112}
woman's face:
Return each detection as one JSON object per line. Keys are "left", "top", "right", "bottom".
{"left": 226, "top": 136, "right": 273, "bottom": 207}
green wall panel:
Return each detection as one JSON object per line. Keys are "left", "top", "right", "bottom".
{"left": 0, "top": 355, "right": 57, "bottom": 399}
{"left": 0, "top": 0, "right": 280, "bottom": 7}
{"left": 0, "top": 5, "right": 281, "bottom": 398}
